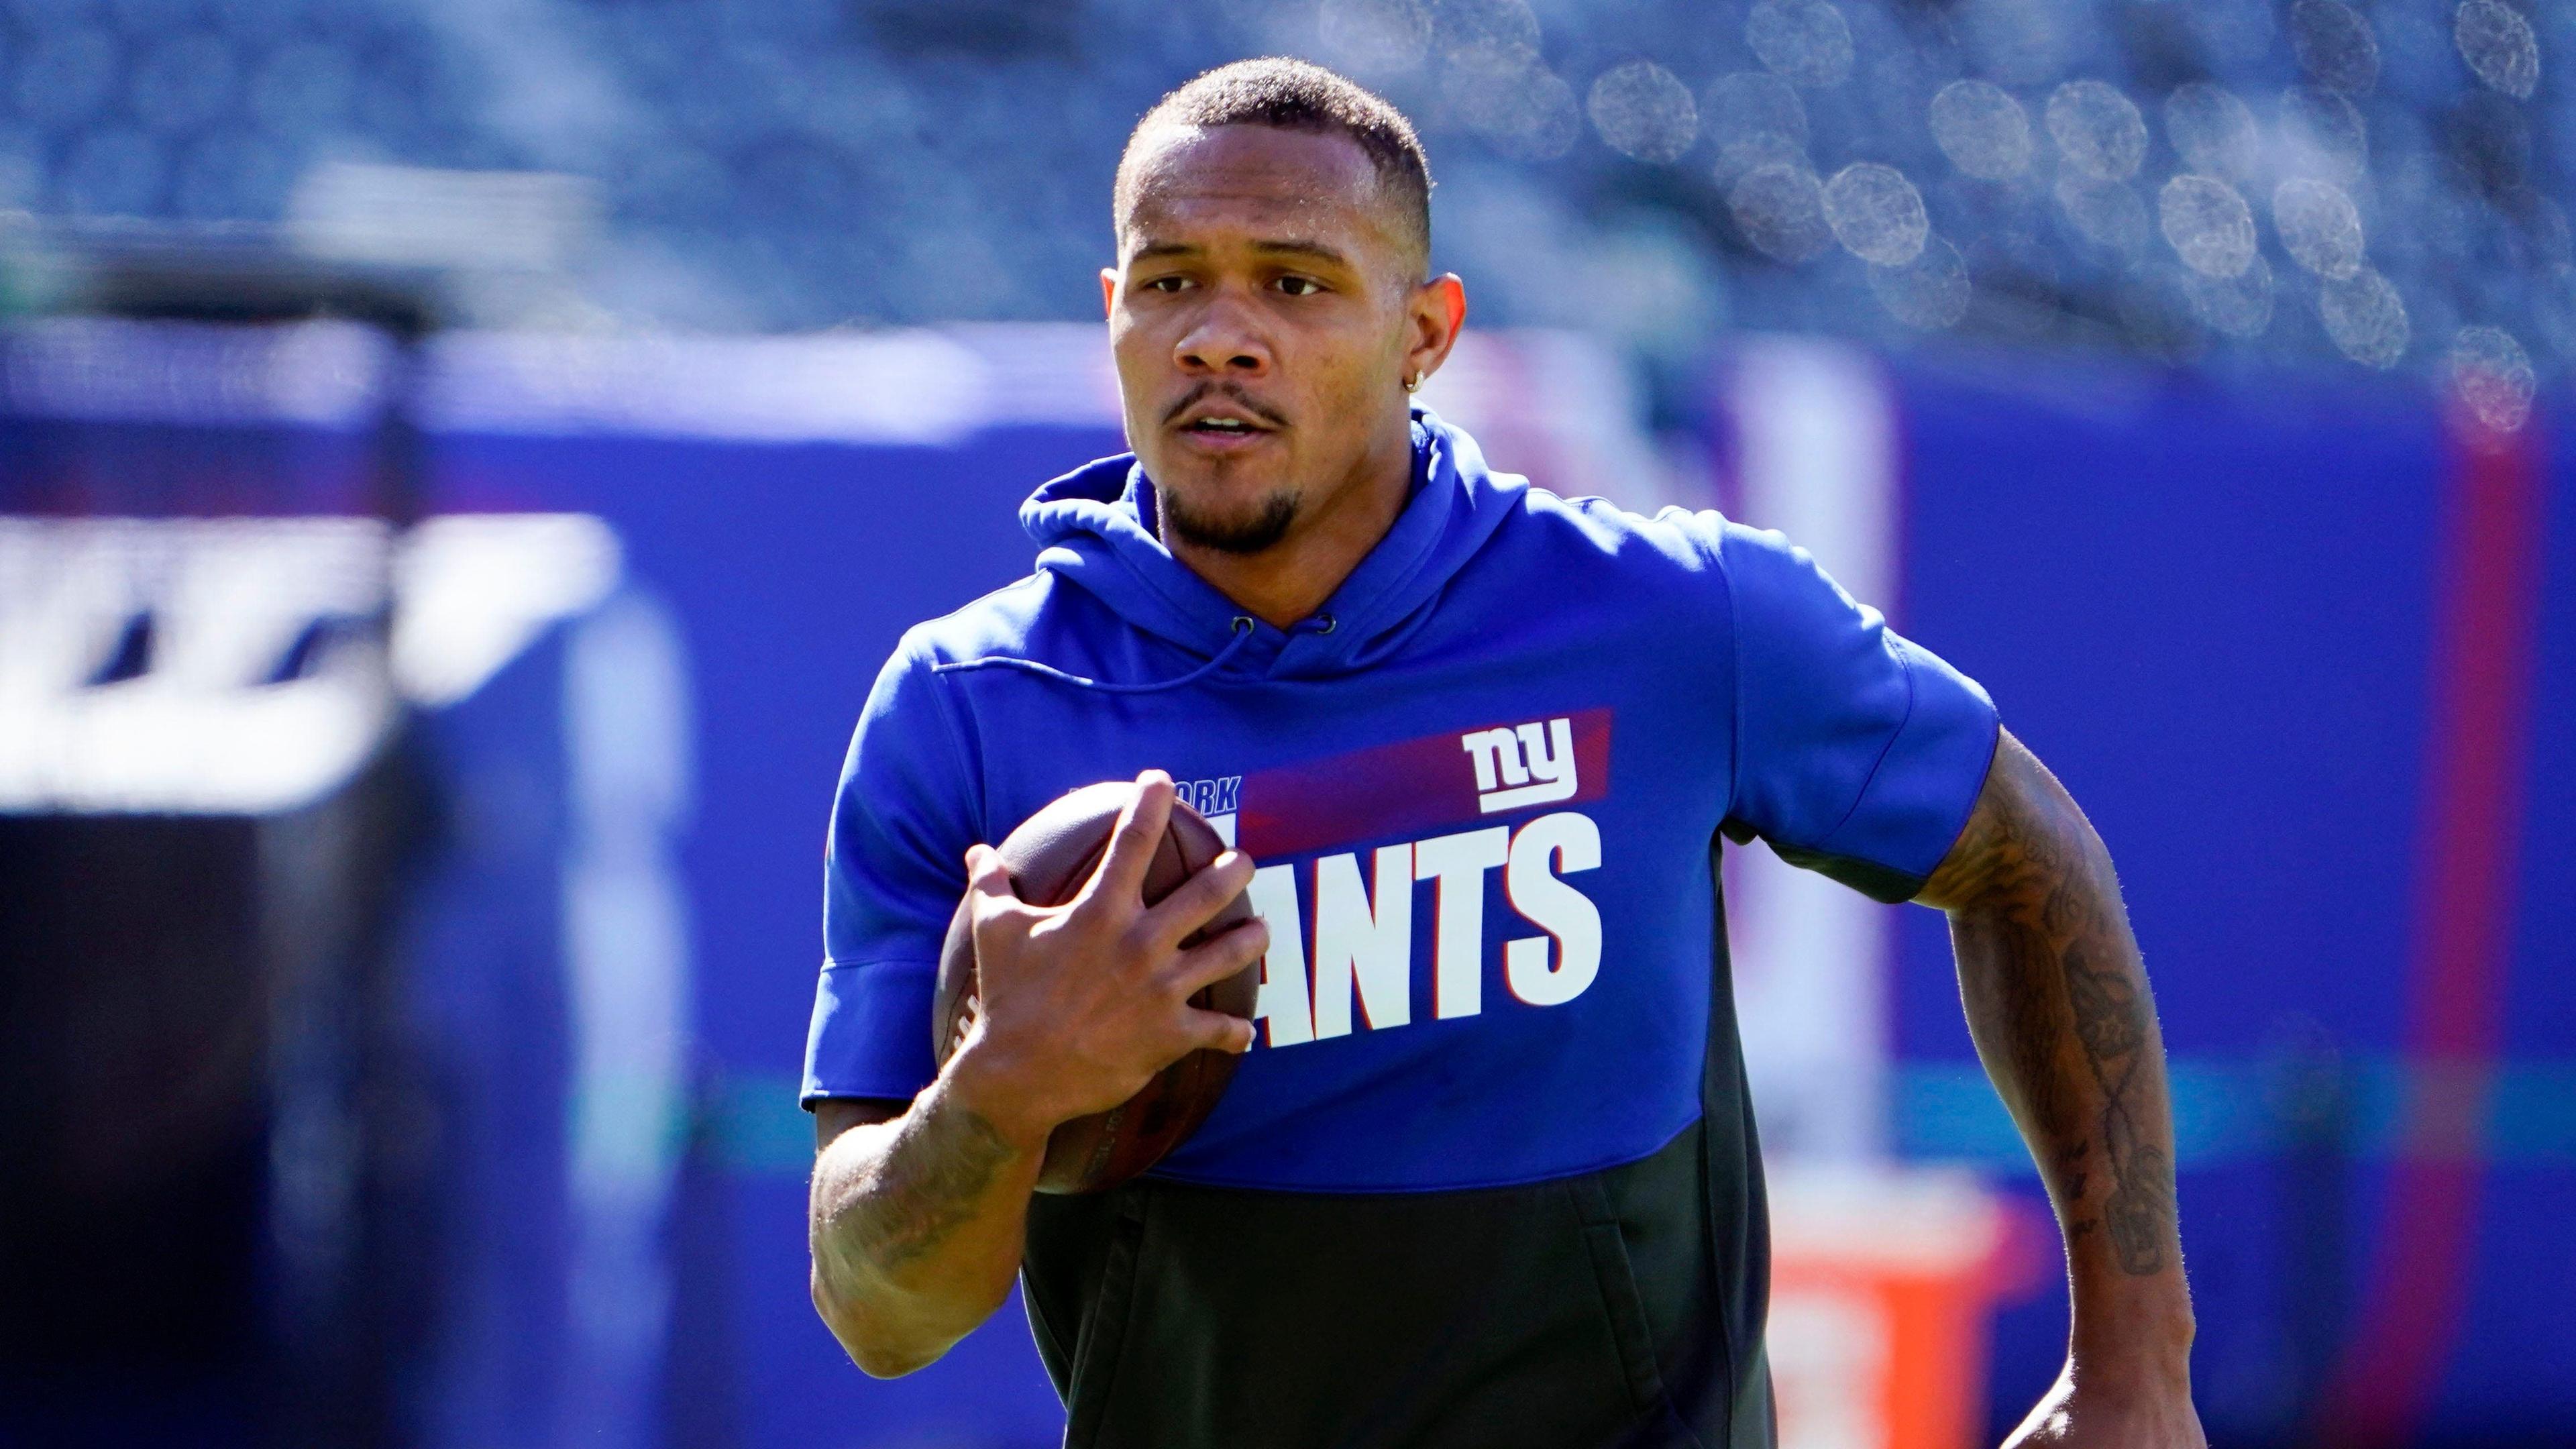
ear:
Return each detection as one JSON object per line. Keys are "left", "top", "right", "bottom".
{"left": 1403, "top": 274, "right": 1468, "bottom": 391}
{"left": 1101, "top": 267, "right": 1118, "bottom": 319}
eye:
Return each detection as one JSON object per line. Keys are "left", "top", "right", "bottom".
{"left": 1275, "top": 275, "right": 1328, "bottom": 297}
{"left": 1140, "top": 274, "right": 1192, "bottom": 293}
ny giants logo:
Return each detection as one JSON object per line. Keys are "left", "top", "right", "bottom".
{"left": 1187, "top": 710, "right": 1613, "bottom": 1051}
{"left": 1460, "top": 717, "right": 1578, "bottom": 812}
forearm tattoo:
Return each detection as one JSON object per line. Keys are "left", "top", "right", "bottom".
{"left": 2049, "top": 875, "right": 2174, "bottom": 1275}
{"left": 824, "top": 1104, "right": 1016, "bottom": 1281}
{"left": 1937, "top": 761, "right": 2177, "bottom": 1278}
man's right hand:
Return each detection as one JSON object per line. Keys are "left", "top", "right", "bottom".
{"left": 944, "top": 769, "right": 1269, "bottom": 1152}
{"left": 810, "top": 771, "right": 1268, "bottom": 1377}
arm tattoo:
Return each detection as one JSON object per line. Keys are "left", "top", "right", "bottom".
{"left": 832, "top": 1105, "right": 1016, "bottom": 1277}
{"left": 1934, "top": 750, "right": 2177, "bottom": 1278}
{"left": 2052, "top": 883, "right": 2174, "bottom": 1275}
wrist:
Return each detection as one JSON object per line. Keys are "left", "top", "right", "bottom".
{"left": 2072, "top": 1340, "right": 2193, "bottom": 1399}
{"left": 937, "top": 1040, "right": 1060, "bottom": 1155}
{"left": 2071, "top": 1285, "right": 2195, "bottom": 1392}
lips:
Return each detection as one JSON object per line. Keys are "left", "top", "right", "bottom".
{"left": 1165, "top": 380, "right": 1287, "bottom": 431}
{"left": 1169, "top": 399, "right": 1283, "bottom": 455}
{"left": 1174, "top": 401, "right": 1278, "bottom": 433}
{"left": 1174, "top": 418, "right": 1275, "bottom": 454}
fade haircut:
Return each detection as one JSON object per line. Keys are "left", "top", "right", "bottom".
{"left": 1114, "top": 58, "right": 1434, "bottom": 275}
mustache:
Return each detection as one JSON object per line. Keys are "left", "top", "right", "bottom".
{"left": 1161, "top": 381, "right": 1290, "bottom": 429}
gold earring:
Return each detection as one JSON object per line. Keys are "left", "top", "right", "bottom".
{"left": 1404, "top": 374, "right": 1421, "bottom": 392}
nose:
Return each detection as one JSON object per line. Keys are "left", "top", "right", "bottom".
{"left": 1173, "top": 294, "right": 1272, "bottom": 379}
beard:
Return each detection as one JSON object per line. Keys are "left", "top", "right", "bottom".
{"left": 1158, "top": 484, "right": 1300, "bottom": 555}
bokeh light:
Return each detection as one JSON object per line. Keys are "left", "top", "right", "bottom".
{"left": 1824, "top": 163, "right": 1928, "bottom": 266}
{"left": 1587, "top": 60, "right": 1697, "bottom": 163}
{"left": 2159, "top": 174, "right": 2257, "bottom": 278}
{"left": 1746, "top": 0, "right": 1856, "bottom": 91}
{"left": 1929, "top": 81, "right": 2033, "bottom": 181}
{"left": 1729, "top": 161, "right": 1833, "bottom": 263}
{"left": 2320, "top": 267, "right": 2412, "bottom": 368}
{"left": 2047, "top": 80, "right": 2147, "bottom": 183}
{"left": 1868, "top": 233, "right": 1971, "bottom": 328}
{"left": 2455, "top": 0, "right": 2539, "bottom": 101}
{"left": 2450, "top": 323, "right": 2536, "bottom": 431}
{"left": 2272, "top": 179, "right": 2366, "bottom": 280}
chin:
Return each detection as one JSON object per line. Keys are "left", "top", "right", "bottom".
{"left": 1158, "top": 479, "right": 1301, "bottom": 555}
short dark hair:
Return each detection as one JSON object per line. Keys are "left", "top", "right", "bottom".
{"left": 1115, "top": 58, "right": 1434, "bottom": 270}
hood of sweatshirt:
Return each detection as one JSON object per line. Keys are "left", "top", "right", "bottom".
{"left": 1016, "top": 409, "right": 1526, "bottom": 684}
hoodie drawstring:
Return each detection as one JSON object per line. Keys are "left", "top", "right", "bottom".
{"left": 932, "top": 615, "right": 1265, "bottom": 694}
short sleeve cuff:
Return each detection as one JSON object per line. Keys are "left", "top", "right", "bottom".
{"left": 1803, "top": 637, "right": 2000, "bottom": 900}
{"left": 800, "top": 958, "right": 941, "bottom": 1108}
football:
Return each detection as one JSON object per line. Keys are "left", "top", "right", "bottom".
{"left": 932, "top": 782, "right": 1260, "bottom": 1193}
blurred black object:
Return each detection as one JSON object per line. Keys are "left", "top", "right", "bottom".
{"left": 0, "top": 745, "right": 438, "bottom": 1449}
{"left": 0, "top": 814, "right": 268, "bottom": 1444}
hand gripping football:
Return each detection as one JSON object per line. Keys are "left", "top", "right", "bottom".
{"left": 932, "top": 782, "right": 1260, "bottom": 1193}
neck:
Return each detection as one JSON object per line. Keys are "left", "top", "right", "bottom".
{"left": 1164, "top": 419, "right": 1415, "bottom": 630}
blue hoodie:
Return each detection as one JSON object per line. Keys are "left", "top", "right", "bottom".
{"left": 804, "top": 412, "right": 1996, "bottom": 1192}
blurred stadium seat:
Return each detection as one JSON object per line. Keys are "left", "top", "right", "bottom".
{"left": 0, "top": 0, "right": 2553, "bottom": 392}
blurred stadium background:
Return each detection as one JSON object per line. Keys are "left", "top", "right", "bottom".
{"left": 0, "top": 0, "right": 2569, "bottom": 1446}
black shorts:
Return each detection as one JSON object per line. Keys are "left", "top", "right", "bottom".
{"left": 1020, "top": 918, "right": 1777, "bottom": 1449}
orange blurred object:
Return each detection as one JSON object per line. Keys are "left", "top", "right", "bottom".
{"left": 1766, "top": 1168, "right": 2045, "bottom": 1449}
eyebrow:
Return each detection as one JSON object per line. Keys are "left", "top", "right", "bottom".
{"left": 1127, "top": 237, "right": 1355, "bottom": 269}
{"left": 1253, "top": 239, "right": 1353, "bottom": 268}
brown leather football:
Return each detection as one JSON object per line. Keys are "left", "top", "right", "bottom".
{"left": 932, "top": 781, "right": 1259, "bottom": 1193}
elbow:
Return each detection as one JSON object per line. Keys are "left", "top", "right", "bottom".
{"left": 810, "top": 1269, "right": 957, "bottom": 1379}
{"left": 849, "top": 1342, "right": 942, "bottom": 1381}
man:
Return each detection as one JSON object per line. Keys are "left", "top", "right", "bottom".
{"left": 805, "top": 58, "right": 2204, "bottom": 1449}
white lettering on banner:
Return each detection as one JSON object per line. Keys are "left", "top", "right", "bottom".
{"left": 1246, "top": 863, "right": 1312, "bottom": 1047}
{"left": 1463, "top": 717, "right": 1578, "bottom": 813}
{"left": 1310, "top": 844, "right": 1414, "bottom": 1038}
{"left": 1504, "top": 812, "right": 1603, "bottom": 1006}
{"left": 1413, "top": 826, "right": 1509, "bottom": 1019}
